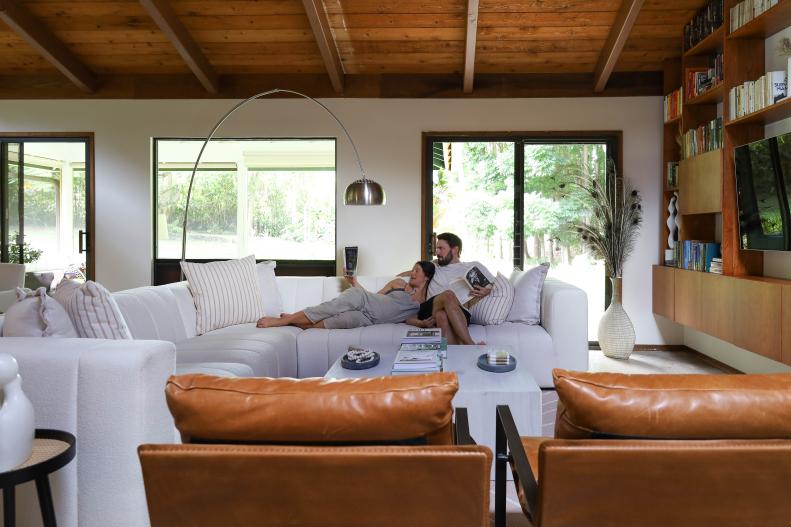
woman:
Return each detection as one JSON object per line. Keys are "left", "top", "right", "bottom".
{"left": 407, "top": 290, "right": 480, "bottom": 345}
{"left": 257, "top": 261, "right": 435, "bottom": 330}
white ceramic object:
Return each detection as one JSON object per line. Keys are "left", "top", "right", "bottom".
{"left": 666, "top": 193, "right": 678, "bottom": 249}
{"left": 0, "top": 353, "right": 35, "bottom": 472}
{"left": 598, "top": 277, "right": 636, "bottom": 360}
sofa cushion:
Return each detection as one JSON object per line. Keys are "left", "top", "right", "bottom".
{"left": 256, "top": 261, "right": 283, "bottom": 317}
{"left": 166, "top": 372, "right": 459, "bottom": 445}
{"left": 114, "top": 285, "right": 190, "bottom": 342}
{"left": 181, "top": 255, "right": 263, "bottom": 335}
{"left": 470, "top": 272, "right": 514, "bottom": 325}
{"left": 2, "top": 287, "right": 77, "bottom": 337}
{"left": 508, "top": 263, "right": 549, "bottom": 325}
{"left": 553, "top": 369, "right": 791, "bottom": 439}
{"left": 175, "top": 362, "right": 254, "bottom": 377}
{"left": 176, "top": 323, "right": 299, "bottom": 378}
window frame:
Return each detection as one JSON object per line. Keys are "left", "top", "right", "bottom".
{"left": 0, "top": 133, "right": 95, "bottom": 280}
{"left": 152, "top": 137, "right": 338, "bottom": 284}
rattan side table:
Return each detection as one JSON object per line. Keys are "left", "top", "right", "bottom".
{"left": 0, "top": 429, "right": 76, "bottom": 527}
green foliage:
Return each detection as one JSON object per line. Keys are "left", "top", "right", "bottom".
{"left": 159, "top": 171, "right": 238, "bottom": 235}
{"left": 7, "top": 233, "right": 42, "bottom": 264}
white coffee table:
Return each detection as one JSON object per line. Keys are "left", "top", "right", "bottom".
{"left": 325, "top": 345, "right": 542, "bottom": 476}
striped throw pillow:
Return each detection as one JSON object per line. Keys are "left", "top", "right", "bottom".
{"left": 181, "top": 255, "right": 264, "bottom": 335}
{"left": 469, "top": 272, "right": 515, "bottom": 325}
{"left": 68, "top": 281, "right": 132, "bottom": 339}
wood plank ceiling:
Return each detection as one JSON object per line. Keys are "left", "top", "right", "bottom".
{"left": 0, "top": 0, "right": 708, "bottom": 98}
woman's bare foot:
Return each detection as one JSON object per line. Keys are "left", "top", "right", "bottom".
{"left": 256, "top": 316, "right": 289, "bottom": 328}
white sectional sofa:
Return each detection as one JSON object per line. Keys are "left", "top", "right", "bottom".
{"left": 0, "top": 273, "right": 587, "bottom": 527}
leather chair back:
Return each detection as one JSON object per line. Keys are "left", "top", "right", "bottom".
{"left": 140, "top": 372, "right": 492, "bottom": 527}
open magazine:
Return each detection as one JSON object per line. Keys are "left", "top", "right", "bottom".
{"left": 448, "top": 266, "right": 493, "bottom": 306}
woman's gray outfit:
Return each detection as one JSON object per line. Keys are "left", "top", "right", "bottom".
{"left": 303, "top": 287, "right": 418, "bottom": 329}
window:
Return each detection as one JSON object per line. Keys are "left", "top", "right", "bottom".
{"left": 0, "top": 137, "right": 93, "bottom": 282}
{"left": 153, "top": 138, "right": 336, "bottom": 282}
{"left": 424, "top": 133, "right": 620, "bottom": 340}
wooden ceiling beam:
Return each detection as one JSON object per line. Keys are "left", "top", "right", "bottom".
{"left": 463, "top": 0, "right": 479, "bottom": 93}
{"left": 593, "top": 0, "right": 646, "bottom": 93}
{"left": 302, "top": 0, "right": 344, "bottom": 93}
{"left": 139, "top": 0, "right": 219, "bottom": 94}
{"left": 0, "top": 0, "right": 97, "bottom": 93}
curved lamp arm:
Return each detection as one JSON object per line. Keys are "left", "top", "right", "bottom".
{"left": 180, "top": 88, "right": 374, "bottom": 265}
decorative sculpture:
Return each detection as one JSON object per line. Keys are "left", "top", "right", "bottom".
{"left": 0, "top": 353, "right": 35, "bottom": 471}
{"left": 667, "top": 193, "right": 679, "bottom": 250}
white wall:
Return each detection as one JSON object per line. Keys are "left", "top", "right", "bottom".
{"left": 0, "top": 96, "right": 679, "bottom": 345}
{"left": 684, "top": 26, "right": 791, "bottom": 372}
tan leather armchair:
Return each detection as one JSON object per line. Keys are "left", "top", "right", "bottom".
{"left": 495, "top": 369, "right": 791, "bottom": 527}
{"left": 139, "top": 372, "right": 492, "bottom": 527}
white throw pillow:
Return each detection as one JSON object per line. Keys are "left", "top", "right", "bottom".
{"left": 256, "top": 260, "right": 284, "bottom": 317}
{"left": 51, "top": 277, "right": 82, "bottom": 309}
{"left": 469, "top": 273, "right": 515, "bottom": 325}
{"left": 181, "top": 255, "right": 264, "bottom": 335}
{"left": 68, "top": 281, "right": 132, "bottom": 339}
{"left": 2, "top": 287, "right": 78, "bottom": 338}
{"left": 507, "top": 263, "right": 550, "bottom": 325}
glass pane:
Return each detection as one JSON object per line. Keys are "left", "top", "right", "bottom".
{"left": 13, "top": 142, "right": 87, "bottom": 282}
{"left": 156, "top": 139, "right": 335, "bottom": 260}
{"left": 523, "top": 143, "right": 606, "bottom": 340}
{"left": 431, "top": 141, "right": 515, "bottom": 275}
{"left": 5, "top": 145, "right": 20, "bottom": 256}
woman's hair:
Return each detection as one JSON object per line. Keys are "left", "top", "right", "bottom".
{"left": 415, "top": 260, "right": 436, "bottom": 285}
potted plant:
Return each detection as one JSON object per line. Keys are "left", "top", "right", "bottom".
{"left": 571, "top": 164, "right": 642, "bottom": 359}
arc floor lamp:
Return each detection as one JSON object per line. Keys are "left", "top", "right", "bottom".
{"left": 180, "top": 88, "right": 385, "bottom": 264}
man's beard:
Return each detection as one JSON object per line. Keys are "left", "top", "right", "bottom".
{"left": 437, "top": 252, "right": 453, "bottom": 266}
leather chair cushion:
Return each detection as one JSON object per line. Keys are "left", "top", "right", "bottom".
{"left": 166, "top": 372, "right": 458, "bottom": 445}
{"left": 553, "top": 369, "right": 791, "bottom": 439}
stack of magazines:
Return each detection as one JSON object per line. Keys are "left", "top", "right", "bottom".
{"left": 392, "top": 329, "right": 443, "bottom": 374}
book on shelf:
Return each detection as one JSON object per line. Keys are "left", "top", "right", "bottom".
{"left": 686, "top": 54, "right": 723, "bottom": 100}
{"left": 448, "top": 265, "right": 492, "bottom": 305}
{"left": 709, "top": 257, "right": 723, "bottom": 274}
{"left": 730, "top": 0, "right": 779, "bottom": 33}
{"left": 680, "top": 240, "right": 721, "bottom": 272}
{"left": 729, "top": 70, "right": 788, "bottom": 120}
{"left": 682, "top": 117, "right": 722, "bottom": 159}
{"left": 666, "top": 161, "right": 679, "bottom": 188}
{"left": 683, "top": 0, "right": 723, "bottom": 51}
{"left": 664, "top": 88, "right": 683, "bottom": 122}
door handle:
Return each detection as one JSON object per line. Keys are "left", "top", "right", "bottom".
{"left": 78, "top": 230, "right": 87, "bottom": 254}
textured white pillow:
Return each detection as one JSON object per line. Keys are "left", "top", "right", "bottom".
{"left": 470, "top": 273, "right": 515, "bottom": 325}
{"left": 2, "top": 287, "right": 78, "bottom": 337}
{"left": 507, "top": 263, "right": 550, "bottom": 325}
{"left": 51, "top": 277, "right": 82, "bottom": 308}
{"left": 68, "top": 281, "right": 132, "bottom": 339}
{"left": 256, "top": 260, "right": 284, "bottom": 317}
{"left": 181, "top": 255, "right": 264, "bottom": 335}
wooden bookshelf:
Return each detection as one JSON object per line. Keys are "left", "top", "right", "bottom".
{"left": 726, "top": 97, "right": 791, "bottom": 127}
{"left": 664, "top": 115, "right": 681, "bottom": 125}
{"left": 728, "top": 0, "right": 791, "bottom": 40}
{"left": 653, "top": 0, "right": 791, "bottom": 363}
{"left": 684, "top": 25, "right": 725, "bottom": 57}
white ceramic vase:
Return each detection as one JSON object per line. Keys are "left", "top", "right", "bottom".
{"left": 597, "top": 277, "right": 636, "bottom": 360}
{"left": 666, "top": 193, "right": 678, "bottom": 249}
{"left": 0, "top": 353, "right": 35, "bottom": 472}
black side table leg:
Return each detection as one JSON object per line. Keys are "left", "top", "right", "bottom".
{"left": 2, "top": 485, "right": 15, "bottom": 527}
{"left": 35, "top": 477, "right": 56, "bottom": 527}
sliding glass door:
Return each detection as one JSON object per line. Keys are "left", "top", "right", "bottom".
{"left": 425, "top": 133, "right": 619, "bottom": 341}
{"left": 0, "top": 137, "right": 93, "bottom": 283}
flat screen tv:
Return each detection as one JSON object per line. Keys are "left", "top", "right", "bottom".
{"left": 734, "top": 131, "right": 791, "bottom": 251}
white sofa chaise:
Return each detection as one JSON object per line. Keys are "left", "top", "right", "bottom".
{"left": 0, "top": 273, "right": 587, "bottom": 527}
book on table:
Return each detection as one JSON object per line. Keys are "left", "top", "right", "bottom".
{"left": 401, "top": 328, "right": 443, "bottom": 344}
{"left": 392, "top": 348, "right": 442, "bottom": 374}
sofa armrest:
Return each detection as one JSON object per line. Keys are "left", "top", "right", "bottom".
{"left": 3, "top": 337, "right": 176, "bottom": 527}
{"left": 540, "top": 278, "right": 588, "bottom": 372}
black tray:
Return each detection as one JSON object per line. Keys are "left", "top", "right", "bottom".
{"left": 476, "top": 353, "right": 516, "bottom": 373}
{"left": 341, "top": 351, "right": 380, "bottom": 370}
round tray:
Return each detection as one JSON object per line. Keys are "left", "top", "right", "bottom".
{"left": 341, "top": 351, "right": 380, "bottom": 370}
{"left": 477, "top": 353, "right": 516, "bottom": 373}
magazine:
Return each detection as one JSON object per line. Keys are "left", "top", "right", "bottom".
{"left": 448, "top": 265, "right": 493, "bottom": 305}
{"left": 392, "top": 348, "right": 441, "bottom": 373}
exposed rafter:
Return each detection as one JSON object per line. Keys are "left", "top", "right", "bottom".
{"left": 302, "top": 0, "right": 344, "bottom": 94}
{"left": 593, "top": 0, "right": 646, "bottom": 93}
{"left": 139, "top": 0, "right": 219, "bottom": 94}
{"left": 0, "top": 0, "right": 97, "bottom": 92}
{"left": 463, "top": 0, "right": 479, "bottom": 93}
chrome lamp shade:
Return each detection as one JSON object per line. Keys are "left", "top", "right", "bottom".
{"left": 344, "top": 179, "right": 385, "bottom": 206}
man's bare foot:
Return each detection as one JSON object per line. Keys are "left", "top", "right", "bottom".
{"left": 256, "top": 316, "right": 288, "bottom": 328}
{"left": 476, "top": 341, "right": 486, "bottom": 345}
